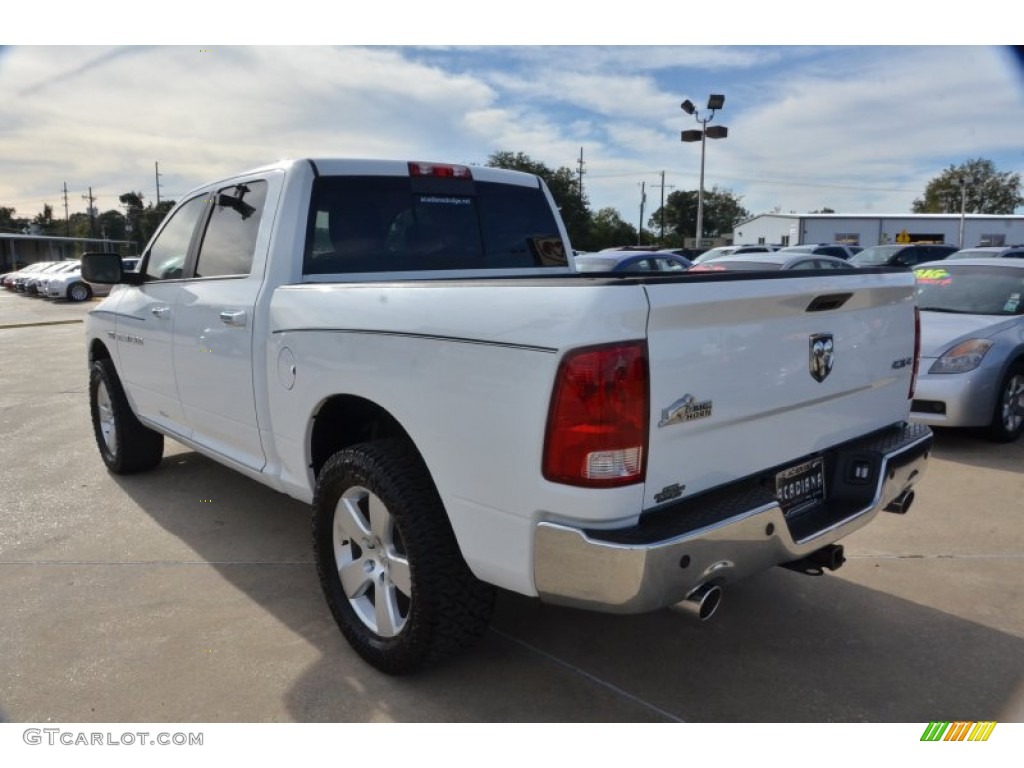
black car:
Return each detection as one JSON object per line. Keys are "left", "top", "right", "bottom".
{"left": 849, "top": 243, "right": 958, "bottom": 269}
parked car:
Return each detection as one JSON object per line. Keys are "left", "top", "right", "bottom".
{"left": 776, "top": 243, "right": 862, "bottom": 260}
{"left": 692, "top": 244, "right": 779, "bottom": 264}
{"left": 26, "top": 261, "right": 80, "bottom": 296}
{"left": 42, "top": 257, "right": 140, "bottom": 302}
{"left": 574, "top": 250, "right": 691, "bottom": 273}
{"left": 3, "top": 261, "right": 59, "bottom": 290}
{"left": 947, "top": 245, "right": 1024, "bottom": 260}
{"left": 690, "top": 251, "right": 852, "bottom": 272}
{"left": 849, "top": 243, "right": 957, "bottom": 269}
{"left": 910, "top": 259, "right": 1024, "bottom": 442}
{"left": 13, "top": 261, "right": 74, "bottom": 293}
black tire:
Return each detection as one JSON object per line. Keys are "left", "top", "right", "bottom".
{"left": 986, "top": 365, "right": 1024, "bottom": 443}
{"left": 68, "top": 282, "right": 92, "bottom": 302}
{"left": 313, "top": 440, "right": 495, "bottom": 674}
{"left": 89, "top": 359, "right": 164, "bottom": 473}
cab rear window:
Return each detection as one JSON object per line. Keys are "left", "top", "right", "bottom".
{"left": 304, "top": 175, "right": 568, "bottom": 274}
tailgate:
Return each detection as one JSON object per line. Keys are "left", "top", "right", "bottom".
{"left": 642, "top": 271, "right": 918, "bottom": 510}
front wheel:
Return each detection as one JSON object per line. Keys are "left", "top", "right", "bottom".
{"left": 986, "top": 365, "right": 1024, "bottom": 442}
{"left": 312, "top": 440, "right": 495, "bottom": 674}
{"left": 89, "top": 359, "right": 164, "bottom": 473}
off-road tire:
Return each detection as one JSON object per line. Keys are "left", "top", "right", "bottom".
{"left": 89, "top": 359, "right": 164, "bottom": 473}
{"left": 313, "top": 440, "right": 495, "bottom": 674}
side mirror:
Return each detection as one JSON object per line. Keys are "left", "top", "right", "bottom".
{"left": 81, "top": 252, "right": 144, "bottom": 285}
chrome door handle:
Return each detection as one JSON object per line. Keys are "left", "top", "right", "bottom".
{"left": 151, "top": 306, "right": 170, "bottom": 318}
{"left": 219, "top": 310, "right": 248, "bottom": 327}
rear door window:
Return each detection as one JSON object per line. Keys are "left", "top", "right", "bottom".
{"left": 304, "top": 175, "right": 568, "bottom": 274}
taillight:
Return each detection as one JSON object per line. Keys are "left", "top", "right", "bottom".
{"left": 909, "top": 307, "right": 921, "bottom": 399}
{"left": 543, "top": 341, "right": 649, "bottom": 487}
{"left": 408, "top": 162, "right": 473, "bottom": 179}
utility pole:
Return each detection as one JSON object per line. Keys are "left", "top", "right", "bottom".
{"left": 82, "top": 187, "right": 96, "bottom": 238}
{"left": 62, "top": 182, "right": 70, "bottom": 237}
{"left": 638, "top": 182, "right": 647, "bottom": 245}
{"left": 155, "top": 161, "right": 162, "bottom": 205}
{"left": 575, "top": 148, "right": 585, "bottom": 202}
{"left": 657, "top": 171, "right": 674, "bottom": 243}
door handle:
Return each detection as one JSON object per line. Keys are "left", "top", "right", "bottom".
{"left": 219, "top": 310, "right": 248, "bottom": 327}
{"left": 151, "top": 306, "right": 170, "bottom": 318}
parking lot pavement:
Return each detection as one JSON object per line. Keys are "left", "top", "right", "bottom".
{"left": 0, "top": 287, "right": 96, "bottom": 328}
{"left": 1, "top": 299, "right": 1021, "bottom": 722}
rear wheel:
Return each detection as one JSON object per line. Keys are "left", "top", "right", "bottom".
{"left": 986, "top": 365, "right": 1024, "bottom": 442}
{"left": 312, "top": 440, "right": 495, "bottom": 674}
{"left": 89, "top": 359, "right": 164, "bottom": 473}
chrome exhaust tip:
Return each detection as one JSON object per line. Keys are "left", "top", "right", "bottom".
{"left": 885, "top": 489, "right": 915, "bottom": 514}
{"left": 679, "top": 583, "right": 722, "bottom": 621}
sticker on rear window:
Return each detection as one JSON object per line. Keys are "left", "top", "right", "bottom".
{"left": 1005, "top": 293, "right": 1021, "bottom": 313}
{"left": 531, "top": 236, "right": 567, "bottom": 266}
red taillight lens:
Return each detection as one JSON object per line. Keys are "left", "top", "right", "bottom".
{"left": 909, "top": 307, "right": 921, "bottom": 399}
{"left": 543, "top": 341, "right": 649, "bottom": 487}
{"left": 408, "top": 162, "right": 473, "bottom": 179}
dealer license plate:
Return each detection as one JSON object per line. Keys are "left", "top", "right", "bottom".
{"left": 773, "top": 457, "right": 825, "bottom": 516}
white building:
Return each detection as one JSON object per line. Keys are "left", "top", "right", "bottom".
{"left": 732, "top": 213, "right": 1024, "bottom": 250}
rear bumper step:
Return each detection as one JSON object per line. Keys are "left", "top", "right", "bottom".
{"left": 533, "top": 422, "right": 931, "bottom": 613}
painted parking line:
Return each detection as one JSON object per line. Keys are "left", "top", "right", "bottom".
{"left": 0, "top": 319, "right": 84, "bottom": 330}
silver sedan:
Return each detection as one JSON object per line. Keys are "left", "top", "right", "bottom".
{"left": 910, "top": 259, "right": 1024, "bottom": 442}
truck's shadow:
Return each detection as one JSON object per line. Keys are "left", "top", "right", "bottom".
{"left": 109, "top": 442, "right": 1023, "bottom": 723}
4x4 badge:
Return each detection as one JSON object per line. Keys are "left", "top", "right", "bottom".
{"left": 809, "top": 333, "right": 834, "bottom": 382}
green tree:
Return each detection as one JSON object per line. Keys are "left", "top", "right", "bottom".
{"left": 649, "top": 186, "right": 750, "bottom": 242}
{"left": 912, "top": 158, "right": 1023, "bottom": 214}
{"left": 587, "top": 207, "right": 638, "bottom": 251}
{"left": 119, "top": 192, "right": 175, "bottom": 250}
{"left": 486, "top": 151, "right": 591, "bottom": 248}
{"left": 97, "top": 209, "right": 128, "bottom": 241}
{"left": 0, "top": 206, "right": 30, "bottom": 234}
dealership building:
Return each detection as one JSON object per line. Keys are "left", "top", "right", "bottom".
{"left": 732, "top": 213, "right": 1024, "bottom": 249}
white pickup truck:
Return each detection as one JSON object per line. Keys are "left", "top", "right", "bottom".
{"left": 82, "top": 158, "right": 931, "bottom": 674}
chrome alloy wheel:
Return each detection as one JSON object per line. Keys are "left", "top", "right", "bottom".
{"left": 95, "top": 378, "right": 117, "bottom": 454}
{"left": 1000, "top": 373, "right": 1024, "bottom": 435}
{"left": 69, "top": 283, "right": 90, "bottom": 302}
{"left": 333, "top": 485, "right": 412, "bottom": 637}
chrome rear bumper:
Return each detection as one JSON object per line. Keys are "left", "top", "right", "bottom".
{"left": 534, "top": 422, "right": 932, "bottom": 613}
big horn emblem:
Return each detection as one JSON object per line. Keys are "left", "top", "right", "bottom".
{"left": 809, "top": 334, "right": 835, "bottom": 382}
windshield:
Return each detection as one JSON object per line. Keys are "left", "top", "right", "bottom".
{"left": 850, "top": 245, "right": 900, "bottom": 266}
{"left": 914, "top": 265, "right": 1024, "bottom": 316}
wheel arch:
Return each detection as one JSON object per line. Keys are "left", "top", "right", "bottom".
{"left": 309, "top": 394, "right": 418, "bottom": 480}
{"left": 88, "top": 338, "right": 113, "bottom": 365}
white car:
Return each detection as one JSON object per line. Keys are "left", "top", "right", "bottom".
{"left": 692, "top": 244, "right": 779, "bottom": 264}
{"left": 42, "top": 257, "right": 140, "bottom": 301}
{"left": 691, "top": 251, "right": 852, "bottom": 272}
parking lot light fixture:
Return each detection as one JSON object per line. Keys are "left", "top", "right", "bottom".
{"left": 680, "top": 93, "right": 728, "bottom": 246}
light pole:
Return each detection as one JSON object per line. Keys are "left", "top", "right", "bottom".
{"left": 957, "top": 175, "right": 976, "bottom": 249}
{"left": 681, "top": 94, "right": 728, "bottom": 247}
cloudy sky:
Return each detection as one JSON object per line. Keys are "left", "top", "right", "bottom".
{"left": 2, "top": 43, "right": 1022, "bottom": 232}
